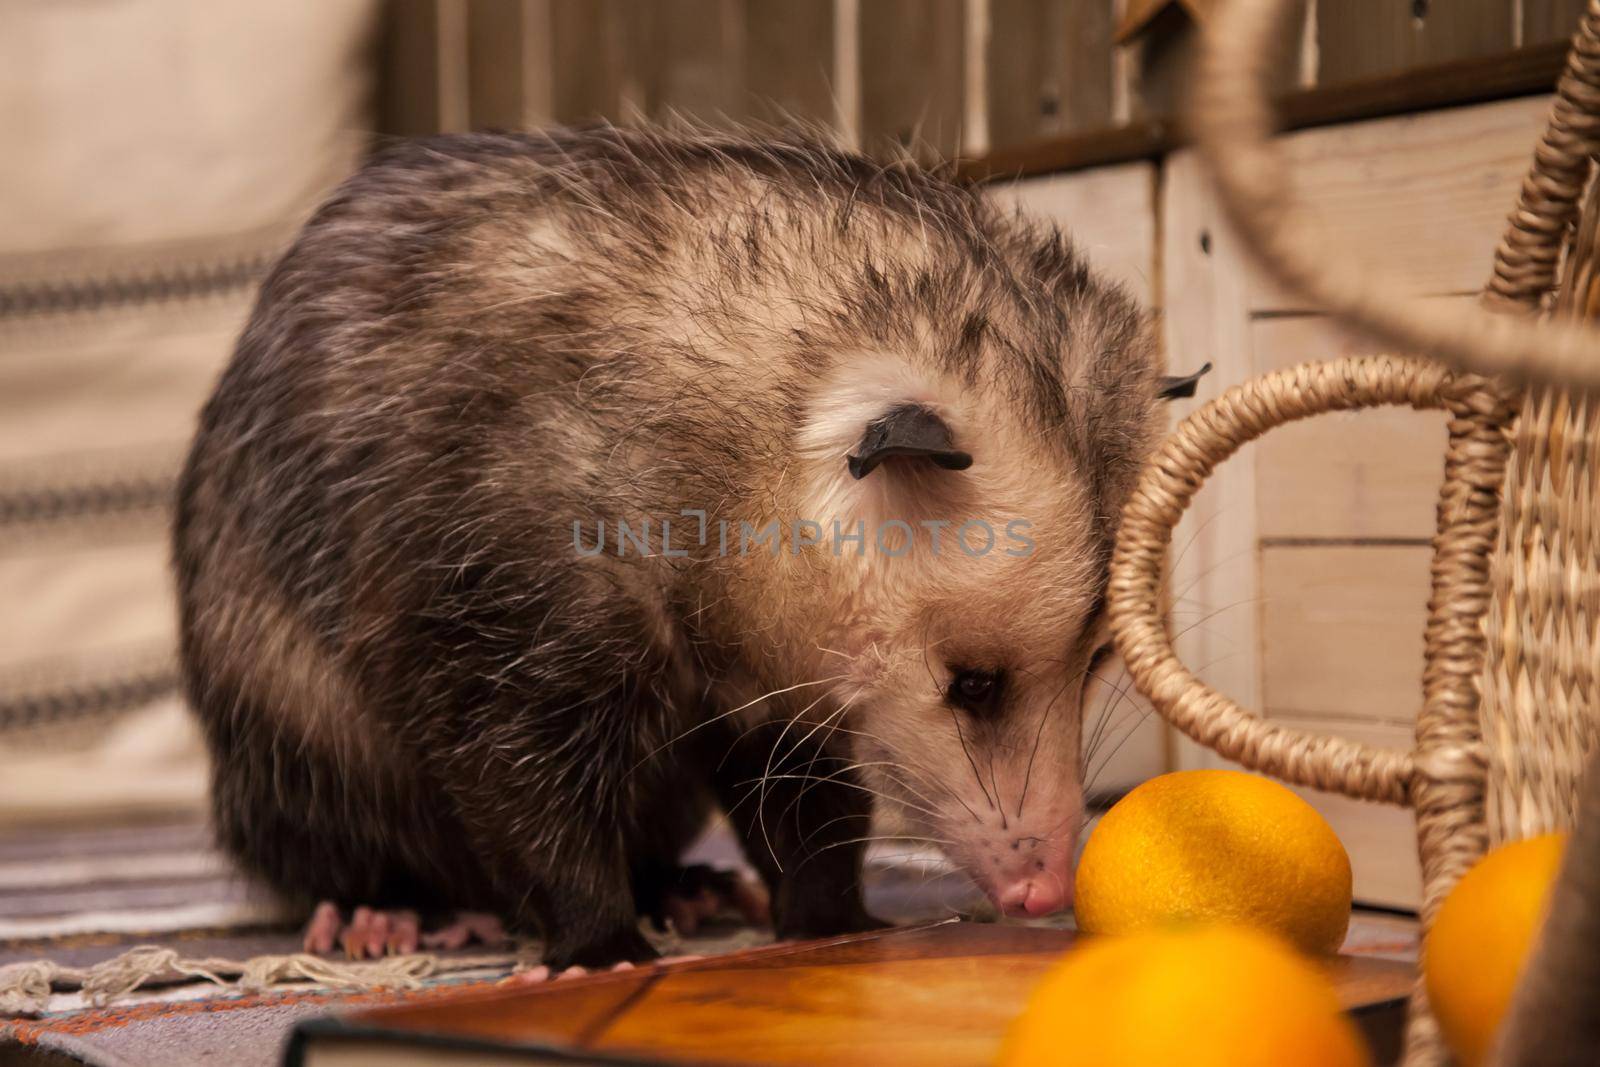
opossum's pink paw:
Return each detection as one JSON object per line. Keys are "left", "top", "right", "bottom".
{"left": 654, "top": 866, "right": 771, "bottom": 936}
{"left": 500, "top": 960, "right": 637, "bottom": 985}
{"left": 554, "top": 961, "right": 640, "bottom": 980}
{"left": 305, "top": 903, "right": 481, "bottom": 958}
{"left": 419, "top": 911, "right": 508, "bottom": 951}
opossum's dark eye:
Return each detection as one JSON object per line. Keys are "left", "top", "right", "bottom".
{"left": 1086, "top": 644, "right": 1114, "bottom": 680}
{"left": 948, "top": 668, "right": 1003, "bottom": 715}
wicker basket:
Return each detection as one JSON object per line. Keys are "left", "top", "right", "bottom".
{"left": 1105, "top": 3, "right": 1600, "bottom": 1065}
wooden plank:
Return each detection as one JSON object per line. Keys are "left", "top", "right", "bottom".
{"left": 961, "top": 42, "right": 1565, "bottom": 181}
{"left": 1240, "top": 94, "right": 1548, "bottom": 307}
{"left": 1315, "top": 0, "right": 1413, "bottom": 84}
{"left": 637, "top": 0, "right": 746, "bottom": 124}
{"left": 554, "top": 0, "right": 827, "bottom": 131}
{"left": 1277, "top": 42, "right": 1559, "bottom": 127}
{"left": 376, "top": 0, "right": 451, "bottom": 136}
{"left": 1273, "top": 717, "right": 1424, "bottom": 909}
{"left": 1412, "top": 0, "right": 1513, "bottom": 68}
{"left": 960, "top": 116, "right": 1173, "bottom": 177}
{"left": 1251, "top": 313, "right": 1451, "bottom": 540}
{"left": 741, "top": 0, "right": 836, "bottom": 125}
{"left": 985, "top": 0, "right": 1113, "bottom": 151}
{"left": 832, "top": 0, "right": 863, "bottom": 147}
{"left": 378, "top": 0, "right": 467, "bottom": 135}
{"left": 547, "top": 0, "right": 624, "bottom": 123}
{"left": 965, "top": 0, "right": 989, "bottom": 155}
{"left": 1522, "top": 0, "right": 1588, "bottom": 46}
{"left": 1127, "top": 8, "right": 1201, "bottom": 119}
{"left": 544, "top": 0, "right": 745, "bottom": 128}
{"left": 985, "top": 161, "right": 1158, "bottom": 305}
{"left": 592, "top": 0, "right": 656, "bottom": 123}
{"left": 1317, "top": 0, "right": 1513, "bottom": 85}
{"left": 1259, "top": 545, "right": 1431, "bottom": 726}
{"left": 466, "top": 0, "right": 536, "bottom": 129}
{"left": 1160, "top": 149, "right": 1263, "bottom": 775}
{"left": 859, "top": 0, "right": 966, "bottom": 160}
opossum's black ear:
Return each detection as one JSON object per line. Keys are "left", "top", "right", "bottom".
{"left": 847, "top": 403, "right": 973, "bottom": 480}
{"left": 1156, "top": 362, "right": 1212, "bottom": 400}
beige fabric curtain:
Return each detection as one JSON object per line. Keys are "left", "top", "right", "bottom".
{"left": 0, "top": 0, "right": 379, "bottom": 823}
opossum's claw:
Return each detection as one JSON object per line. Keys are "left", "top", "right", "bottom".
{"left": 337, "top": 905, "right": 384, "bottom": 958}
{"left": 501, "top": 959, "right": 642, "bottom": 986}
{"left": 343, "top": 906, "right": 423, "bottom": 958}
{"left": 302, "top": 902, "right": 505, "bottom": 958}
{"left": 302, "top": 900, "right": 343, "bottom": 954}
{"left": 386, "top": 910, "right": 422, "bottom": 954}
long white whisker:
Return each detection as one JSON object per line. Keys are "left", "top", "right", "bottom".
{"left": 631, "top": 673, "right": 848, "bottom": 772}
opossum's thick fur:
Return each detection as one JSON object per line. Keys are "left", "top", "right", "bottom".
{"left": 174, "top": 126, "right": 1165, "bottom": 967}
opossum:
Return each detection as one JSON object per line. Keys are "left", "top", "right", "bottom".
{"left": 173, "top": 126, "right": 1189, "bottom": 969}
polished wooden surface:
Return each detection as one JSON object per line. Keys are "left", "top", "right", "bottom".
{"left": 597, "top": 942, "right": 1070, "bottom": 1066}
{"left": 337, "top": 921, "right": 1414, "bottom": 1066}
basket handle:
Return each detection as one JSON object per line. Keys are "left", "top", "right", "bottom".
{"left": 1105, "top": 356, "right": 1467, "bottom": 806}
{"left": 1188, "top": 0, "right": 1600, "bottom": 391}
{"left": 1486, "top": 6, "right": 1600, "bottom": 314}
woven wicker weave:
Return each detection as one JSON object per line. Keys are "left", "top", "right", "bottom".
{"left": 1482, "top": 175, "right": 1600, "bottom": 848}
{"left": 1106, "top": 3, "right": 1600, "bottom": 1065}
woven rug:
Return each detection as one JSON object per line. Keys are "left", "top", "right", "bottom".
{"left": 0, "top": 816, "right": 996, "bottom": 1067}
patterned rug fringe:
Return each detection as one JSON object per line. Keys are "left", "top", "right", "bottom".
{"left": 0, "top": 945, "right": 522, "bottom": 1016}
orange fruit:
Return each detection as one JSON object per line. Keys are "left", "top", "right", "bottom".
{"left": 1424, "top": 833, "right": 1567, "bottom": 1067}
{"left": 999, "top": 926, "right": 1371, "bottom": 1067}
{"left": 1075, "top": 770, "right": 1353, "bottom": 954}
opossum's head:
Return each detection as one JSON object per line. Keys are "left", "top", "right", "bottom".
{"left": 787, "top": 225, "right": 1195, "bottom": 917}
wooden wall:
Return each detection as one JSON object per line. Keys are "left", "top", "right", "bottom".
{"left": 378, "top": 0, "right": 1580, "bottom": 158}
{"left": 1153, "top": 94, "right": 1552, "bottom": 908}
{"left": 1317, "top": 0, "right": 1586, "bottom": 83}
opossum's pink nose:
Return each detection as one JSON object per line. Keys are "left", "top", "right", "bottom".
{"left": 996, "top": 872, "right": 1073, "bottom": 918}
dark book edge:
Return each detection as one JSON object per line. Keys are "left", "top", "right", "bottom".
{"left": 1349, "top": 994, "right": 1410, "bottom": 1067}
{"left": 283, "top": 1016, "right": 676, "bottom": 1067}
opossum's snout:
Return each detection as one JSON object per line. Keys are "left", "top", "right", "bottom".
{"left": 953, "top": 760, "right": 1083, "bottom": 918}
{"left": 998, "top": 867, "right": 1072, "bottom": 917}
{"left": 932, "top": 663, "right": 1087, "bottom": 918}
{"left": 855, "top": 648, "right": 1092, "bottom": 921}
{"left": 969, "top": 810, "right": 1081, "bottom": 918}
